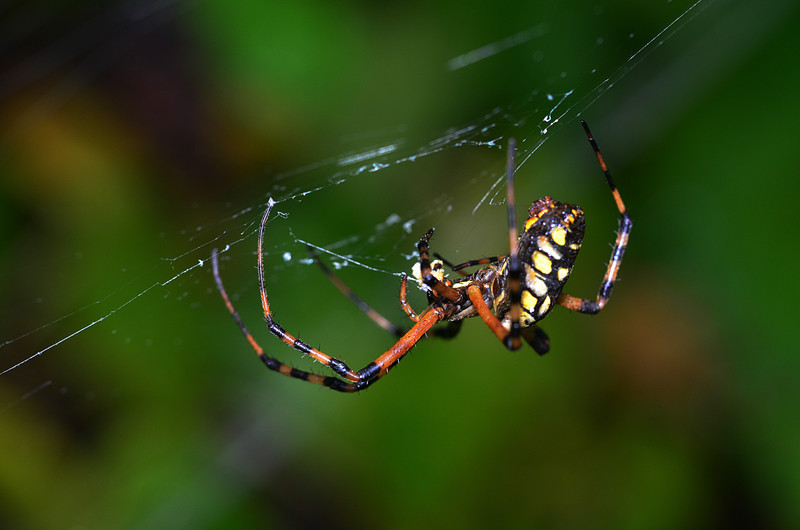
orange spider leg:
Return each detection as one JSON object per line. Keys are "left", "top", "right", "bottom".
{"left": 466, "top": 284, "right": 512, "bottom": 344}
{"left": 398, "top": 274, "right": 421, "bottom": 322}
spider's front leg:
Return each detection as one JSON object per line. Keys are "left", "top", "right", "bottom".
{"left": 415, "top": 228, "right": 462, "bottom": 303}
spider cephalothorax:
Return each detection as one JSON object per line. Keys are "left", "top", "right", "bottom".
{"left": 212, "top": 121, "right": 632, "bottom": 392}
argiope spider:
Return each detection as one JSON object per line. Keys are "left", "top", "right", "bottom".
{"left": 211, "top": 120, "right": 632, "bottom": 393}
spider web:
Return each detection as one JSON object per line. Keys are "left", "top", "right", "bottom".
{"left": 4, "top": 1, "right": 800, "bottom": 527}
{"left": 0, "top": 0, "right": 735, "bottom": 407}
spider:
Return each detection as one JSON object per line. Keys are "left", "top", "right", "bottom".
{"left": 211, "top": 120, "right": 632, "bottom": 393}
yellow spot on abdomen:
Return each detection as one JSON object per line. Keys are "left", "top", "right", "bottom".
{"left": 537, "top": 236, "right": 562, "bottom": 259}
{"left": 531, "top": 277, "right": 548, "bottom": 297}
{"left": 524, "top": 217, "right": 536, "bottom": 231}
{"left": 524, "top": 208, "right": 549, "bottom": 231}
{"left": 520, "top": 310, "right": 534, "bottom": 326}
{"left": 557, "top": 267, "right": 570, "bottom": 281}
{"left": 532, "top": 251, "right": 552, "bottom": 274}
{"left": 522, "top": 291, "right": 538, "bottom": 312}
{"left": 551, "top": 226, "right": 567, "bottom": 246}
{"left": 538, "top": 295, "right": 551, "bottom": 316}
{"left": 520, "top": 291, "right": 538, "bottom": 326}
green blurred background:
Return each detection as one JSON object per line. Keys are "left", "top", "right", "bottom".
{"left": 2, "top": 0, "right": 799, "bottom": 528}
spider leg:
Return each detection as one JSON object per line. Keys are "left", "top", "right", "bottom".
{"left": 306, "top": 243, "right": 423, "bottom": 327}
{"left": 433, "top": 252, "right": 507, "bottom": 273}
{"left": 431, "top": 253, "right": 469, "bottom": 277}
{"left": 416, "top": 228, "right": 463, "bottom": 303}
{"left": 308, "top": 246, "right": 464, "bottom": 341}
{"left": 461, "top": 279, "right": 547, "bottom": 353}
{"left": 454, "top": 139, "right": 524, "bottom": 350}
{"left": 435, "top": 320, "right": 464, "bottom": 338}
{"left": 465, "top": 284, "right": 520, "bottom": 349}
{"left": 398, "top": 273, "right": 464, "bottom": 337}
{"left": 212, "top": 248, "right": 352, "bottom": 388}
{"left": 212, "top": 200, "right": 449, "bottom": 392}
{"left": 307, "top": 245, "right": 405, "bottom": 338}
{"left": 398, "top": 274, "right": 421, "bottom": 321}
{"left": 504, "top": 138, "right": 524, "bottom": 350}
{"left": 558, "top": 121, "right": 632, "bottom": 314}
{"left": 522, "top": 325, "right": 550, "bottom": 355}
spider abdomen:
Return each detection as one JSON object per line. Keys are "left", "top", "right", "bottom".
{"left": 495, "top": 197, "right": 586, "bottom": 325}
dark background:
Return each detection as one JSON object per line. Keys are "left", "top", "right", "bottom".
{"left": 1, "top": 0, "right": 799, "bottom": 528}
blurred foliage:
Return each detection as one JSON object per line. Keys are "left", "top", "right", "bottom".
{"left": 1, "top": 0, "right": 800, "bottom": 528}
